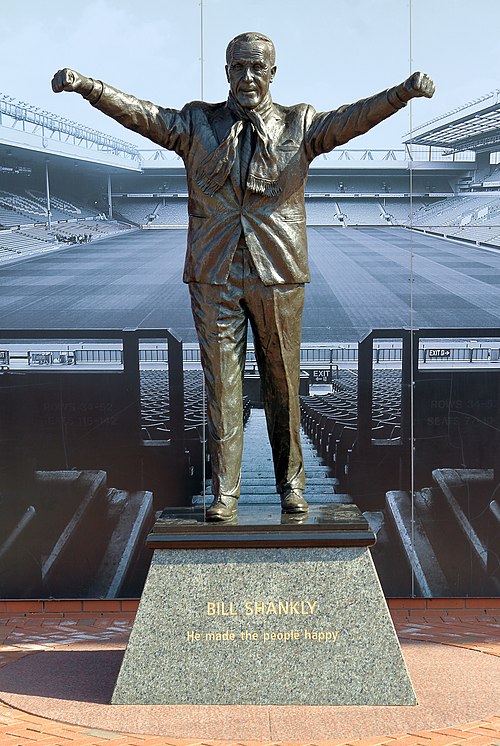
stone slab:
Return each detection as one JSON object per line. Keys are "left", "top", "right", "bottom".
{"left": 147, "top": 503, "right": 373, "bottom": 549}
{"left": 112, "top": 544, "right": 416, "bottom": 706}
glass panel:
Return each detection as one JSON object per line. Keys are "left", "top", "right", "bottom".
{"left": 409, "top": 0, "right": 500, "bottom": 597}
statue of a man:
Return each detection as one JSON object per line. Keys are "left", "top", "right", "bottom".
{"left": 52, "top": 32, "right": 434, "bottom": 521}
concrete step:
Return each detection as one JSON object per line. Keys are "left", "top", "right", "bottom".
{"left": 197, "top": 407, "right": 351, "bottom": 507}
{"left": 89, "top": 489, "right": 154, "bottom": 598}
{"left": 386, "top": 490, "right": 448, "bottom": 597}
{"left": 41, "top": 470, "right": 108, "bottom": 586}
{"left": 193, "top": 493, "right": 353, "bottom": 506}
{"left": 239, "top": 468, "right": 331, "bottom": 479}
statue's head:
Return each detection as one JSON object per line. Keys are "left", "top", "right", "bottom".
{"left": 225, "top": 32, "right": 276, "bottom": 109}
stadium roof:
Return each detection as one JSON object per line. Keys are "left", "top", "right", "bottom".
{"left": 404, "top": 94, "right": 500, "bottom": 154}
{"left": 0, "top": 93, "right": 141, "bottom": 172}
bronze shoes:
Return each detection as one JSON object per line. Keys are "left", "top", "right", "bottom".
{"left": 206, "top": 495, "right": 238, "bottom": 522}
{"left": 206, "top": 492, "right": 308, "bottom": 519}
{"left": 280, "top": 488, "right": 309, "bottom": 514}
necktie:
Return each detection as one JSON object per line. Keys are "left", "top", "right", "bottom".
{"left": 239, "top": 123, "right": 254, "bottom": 190}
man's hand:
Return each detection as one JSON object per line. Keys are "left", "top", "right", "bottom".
{"left": 403, "top": 72, "right": 435, "bottom": 100}
{"left": 51, "top": 68, "right": 92, "bottom": 96}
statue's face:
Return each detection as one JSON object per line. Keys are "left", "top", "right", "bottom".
{"left": 225, "top": 41, "right": 276, "bottom": 109}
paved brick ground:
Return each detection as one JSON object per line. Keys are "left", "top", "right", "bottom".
{"left": 0, "top": 613, "right": 498, "bottom": 746}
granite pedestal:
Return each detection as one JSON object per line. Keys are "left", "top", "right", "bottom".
{"left": 112, "top": 504, "right": 416, "bottom": 706}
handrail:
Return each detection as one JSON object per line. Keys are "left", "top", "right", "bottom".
{"left": 357, "top": 327, "right": 500, "bottom": 458}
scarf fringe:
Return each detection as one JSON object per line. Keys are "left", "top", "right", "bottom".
{"left": 247, "top": 175, "right": 282, "bottom": 196}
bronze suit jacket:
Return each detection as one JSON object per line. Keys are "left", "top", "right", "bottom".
{"left": 92, "top": 85, "right": 407, "bottom": 286}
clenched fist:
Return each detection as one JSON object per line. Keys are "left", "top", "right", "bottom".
{"left": 402, "top": 72, "right": 435, "bottom": 100}
{"left": 51, "top": 68, "right": 92, "bottom": 96}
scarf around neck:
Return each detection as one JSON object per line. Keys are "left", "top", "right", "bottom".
{"left": 196, "top": 92, "right": 281, "bottom": 197}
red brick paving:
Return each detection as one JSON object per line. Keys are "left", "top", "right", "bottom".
{"left": 0, "top": 612, "right": 497, "bottom": 745}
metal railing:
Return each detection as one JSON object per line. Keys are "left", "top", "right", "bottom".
{"left": 357, "top": 327, "right": 500, "bottom": 456}
{"left": 2, "top": 341, "right": 500, "bottom": 369}
{"left": 0, "top": 328, "right": 185, "bottom": 448}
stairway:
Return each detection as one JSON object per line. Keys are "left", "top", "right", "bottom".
{"left": 195, "top": 408, "right": 352, "bottom": 506}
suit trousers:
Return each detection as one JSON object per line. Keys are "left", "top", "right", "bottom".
{"left": 189, "top": 242, "right": 305, "bottom": 499}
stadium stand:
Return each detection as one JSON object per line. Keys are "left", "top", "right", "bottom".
{"left": 411, "top": 194, "right": 500, "bottom": 226}
{"left": 26, "top": 190, "right": 87, "bottom": 221}
{"left": 140, "top": 367, "right": 251, "bottom": 495}
{"left": 51, "top": 220, "right": 132, "bottom": 241}
{"left": 152, "top": 199, "right": 188, "bottom": 226}
{"left": 113, "top": 198, "right": 159, "bottom": 225}
{"left": 305, "top": 174, "right": 454, "bottom": 195}
{"left": 445, "top": 224, "right": 500, "bottom": 245}
{"left": 337, "top": 198, "right": 387, "bottom": 225}
{"left": 0, "top": 229, "right": 55, "bottom": 260}
{"left": 114, "top": 197, "right": 188, "bottom": 227}
{"left": 0, "top": 187, "right": 101, "bottom": 228}
{"left": 382, "top": 197, "right": 427, "bottom": 224}
{"left": 482, "top": 164, "right": 500, "bottom": 186}
{"left": 0, "top": 220, "right": 133, "bottom": 264}
{"left": 305, "top": 198, "right": 342, "bottom": 225}
{"left": 141, "top": 368, "right": 250, "bottom": 439}
{"left": 155, "top": 175, "right": 188, "bottom": 193}
{"left": 0, "top": 204, "right": 30, "bottom": 227}
{"left": 0, "top": 190, "right": 47, "bottom": 221}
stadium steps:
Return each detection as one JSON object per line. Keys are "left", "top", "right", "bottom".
{"left": 194, "top": 408, "right": 351, "bottom": 506}
{"left": 88, "top": 488, "right": 154, "bottom": 598}
{"left": 385, "top": 468, "right": 500, "bottom": 596}
{"left": 0, "top": 469, "right": 153, "bottom": 598}
{"left": 386, "top": 489, "right": 450, "bottom": 597}
{"left": 432, "top": 468, "right": 497, "bottom": 589}
{"left": 488, "top": 500, "right": 500, "bottom": 582}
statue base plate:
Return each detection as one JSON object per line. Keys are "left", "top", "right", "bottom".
{"left": 147, "top": 502, "right": 376, "bottom": 548}
{"left": 112, "top": 505, "right": 416, "bottom": 706}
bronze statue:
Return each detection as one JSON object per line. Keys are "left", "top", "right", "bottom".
{"left": 52, "top": 32, "right": 434, "bottom": 522}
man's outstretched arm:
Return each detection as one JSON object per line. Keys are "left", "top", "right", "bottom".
{"left": 51, "top": 68, "right": 189, "bottom": 155}
{"left": 306, "top": 72, "right": 435, "bottom": 159}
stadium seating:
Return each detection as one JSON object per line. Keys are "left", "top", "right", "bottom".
{"left": 445, "top": 225, "right": 500, "bottom": 246}
{"left": 155, "top": 175, "right": 188, "bottom": 193}
{"left": 0, "top": 220, "right": 132, "bottom": 264}
{"left": 0, "top": 190, "right": 46, "bottom": 221}
{"left": 300, "top": 369, "right": 401, "bottom": 489}
{"left": 26, "top": 190, "right": 84, "bottom": 221}
{"left": 381, "top": 197, "right": 429, "bottom": 224}
{"left": 52, "top": 220, "right": 132, "bottom": 241}
{"left": 140, "top": 368, "right": 250, "bottom": 491}
{"left": 114, "top": 198, "right": 188, "bottom": 227}
{"left": 0, "top": 229, "right": 52, "bottom": 259}
{"left": 153, "top": 200, "right": 188, "bottom": 226}
{"left": 480, "top": 165, "right": 500, "bottom": 185}
{"left": 114, "top": 198, "right": 159, "bottom": 225}
{"left": 141, "top": 369, "right": 250, "bottom": 439}
{"left": 0, "top": 186, "right": 101, "bottom": 228}
{"left": 305, "top": 198, "right": 343, "bottom": 225}
{"left": 412, "top": 194, "right": 499, "bottom": 226}
{"left": 0, "top": 205, "right": 28, "bottom": 227}
{"left": 336, "top": 199, "right": 387, "bottom": 225}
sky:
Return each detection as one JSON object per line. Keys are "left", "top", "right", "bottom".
{"left": 1, "top": 0, "right": 499, "bottom": 152}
